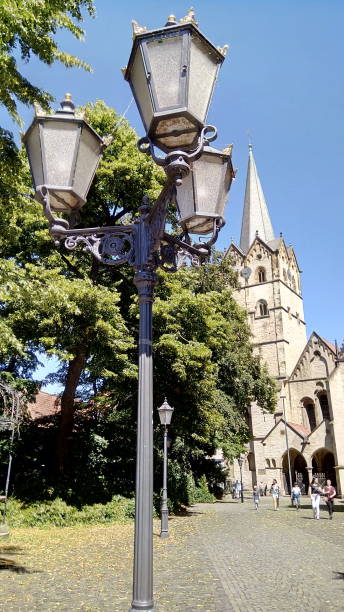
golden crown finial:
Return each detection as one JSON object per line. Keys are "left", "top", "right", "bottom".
{"left": 65, "top": 93, "right": 72, "bottom": 100}
{"left": 222, "top": 144, "right": 233, "bottom": 155}
{"left": 131, "top": 20, "right": 148, "bottom": 38}
{"left": 179, "top": 7, "right": 198, "bottom": 27}
{"left": 217, "top": 44, "right": 229, "bottom": 57}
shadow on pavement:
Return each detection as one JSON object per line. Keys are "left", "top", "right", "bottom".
{"left": 0, "top": 557, "right": 38, "bottom": 574}
{"left": 333, "top": 572, "right": 344, "bottom": 580}
{"left": 0, "top": 545, "right": 40, "bottom": 574}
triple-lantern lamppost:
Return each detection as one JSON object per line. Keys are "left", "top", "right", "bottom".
{"left": 23, "top": 10, "right": 234, "bottom": 612}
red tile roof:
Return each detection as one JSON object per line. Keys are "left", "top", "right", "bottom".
{"left": 288, "top": 422, "right": 310, "bottom": 437}
{"left": 321, "top": 337, "right": 337, "bottom": 354}
{"left": 28, "top": 391, "right": 60, "bottom": 420}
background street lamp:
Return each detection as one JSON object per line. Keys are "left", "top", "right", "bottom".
{"left": 157, "top": 398, "right": 174, "bottom": 539}
{"left": 23, "top": 11, "right": 232, "bottom": 612}
{"left": 237, "top": 455, "right": 244, "bottom": 503}
{"left": 281, "top": 393, "right": 293, "bottom": 496}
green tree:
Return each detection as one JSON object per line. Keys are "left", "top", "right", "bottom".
{"left": 0, "top": 0, "right": 94, "bottom": 123}
{"left": 0, "top": 100, "right": 164, "bottom": 473}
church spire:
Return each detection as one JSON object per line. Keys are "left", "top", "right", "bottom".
{"left": 239, "top": 144, "right": 275, "bottom": 253}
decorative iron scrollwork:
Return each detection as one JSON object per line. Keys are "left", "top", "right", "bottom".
{"left": 64, "top": 230, "right": 134, "bottom": 266}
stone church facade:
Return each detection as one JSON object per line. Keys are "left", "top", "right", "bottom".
{"left": 226, "top": 145, "right": 344, "bottom": 495}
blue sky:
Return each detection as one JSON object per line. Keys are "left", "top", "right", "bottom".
{"left": 4, "top": 1, "right": 344, "bottom": 387}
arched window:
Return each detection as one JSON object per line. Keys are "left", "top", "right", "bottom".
{"left": 283, "top": 269, "right": 287, "bottom": 282}
{"left": 319, "top": 392, "right": 330, "bottom": 421}
{"left": 302, "top": 398, "right": 316, "bottom": 431}
{"left": 266, "top": 458, "right": 271, "bottom": 468}
{"left": 305, "top": 403, "right": 316, "bottom": 431}
{"left": 247, "top": 453, "right": 255, "bottom": 471}
{"left": 257, "top": 267, "right": 266, "bottom": 283}
{"left": 292, "top": 277, "right": 296, "bottom": 291}
{"left": 256, "top": 300, "right": 269, "bottom": 317}
{"left": 271, "top": 459, "right": 276, "bottom": 468}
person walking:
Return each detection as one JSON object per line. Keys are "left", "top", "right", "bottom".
{"left": 323, "top": 479, "right": 336, "bottom": 520}
{"left": 253, "top": 485, "right": 260, "bottom": 510}
{"left": 291, "top": 482, "right": 301, "bottom": 509}
{"left": 270, "top": 479, "right": 280, "bottom": 511}
{"left": 310, "top": 477, "right": 322, "bottom": 520}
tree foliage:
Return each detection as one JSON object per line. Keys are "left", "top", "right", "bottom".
{"left": 0, "top": 0, "right": 94, "bottom": 122}
{"left": 0, "top": 93, "right": 276, "bottom": 504}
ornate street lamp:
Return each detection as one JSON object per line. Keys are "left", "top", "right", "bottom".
{"left": 157, "top": 398, "right": 174, "bottom": 539}
{"left": 124, "top": 11, "right": 228, "bottom": 153}
{"left": 237, "top": 455, "right": 244, "bottom": 503}
{"left": 22, "top": 94, "right": 104, "bottom": 214}
{"left": 22, "top": 10, "right": 232, "bottom": 612}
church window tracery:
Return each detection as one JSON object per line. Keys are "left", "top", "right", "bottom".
{"left": 257, "top": 267, "right": 266, "bottom": 283}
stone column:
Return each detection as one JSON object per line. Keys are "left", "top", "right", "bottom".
{"left": 334, "top": 466, "right": 344, "bottom": 497}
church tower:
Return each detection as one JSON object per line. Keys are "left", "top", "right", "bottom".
{"left": 226, "top": 145, "right": 307, "bottom": 384}
{"left": 226, "top": 145, "right": 308, "bottom": 487}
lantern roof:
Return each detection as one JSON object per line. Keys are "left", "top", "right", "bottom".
{"left": 123, "top": 12, "right": 228, "bottom": 81}
{"left": 22, "top": 94, "right": 104, "bottom": 146}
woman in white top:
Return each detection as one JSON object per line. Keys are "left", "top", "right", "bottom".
{"left": 310, "top": 477, "right": 322, "bottom": 519}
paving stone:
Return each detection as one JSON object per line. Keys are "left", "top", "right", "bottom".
{"left": 1, "top": 497, "right": 344, "bottom": 610}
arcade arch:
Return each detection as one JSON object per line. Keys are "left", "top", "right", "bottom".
{"left": 282, "top": 449, "right": 309, "bottom": 494}
{"left": 311, "top": 448, "right": 336, "bottom": 487}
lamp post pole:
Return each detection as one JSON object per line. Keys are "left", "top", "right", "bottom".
{"left": 238, "top": 456, "right": 244, "bottom": 503}
{"left": 281, "top": 394, "right": 293, "bottom": 496}
{"left": 131, "top": 268, "right": 156, "bottom": 611}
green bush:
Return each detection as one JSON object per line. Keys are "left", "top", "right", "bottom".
{"left": 190, "top": 474, "right": 216, "bottom": 504}
{"left": 7, "top": 495, "right": 135, "bottom": 527}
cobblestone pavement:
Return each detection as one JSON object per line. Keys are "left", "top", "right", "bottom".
{"left": 1, "top": 497, "right": 344, "bottom": 611}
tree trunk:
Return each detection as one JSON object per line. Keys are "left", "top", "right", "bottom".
{"left": 56, "top": 348, "right": 86, "bottom": 474}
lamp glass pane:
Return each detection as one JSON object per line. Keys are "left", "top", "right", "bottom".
{"left": 130, "top": 47, "right": 153, "bottom": 130}
{"left": 188, "top": 34, "right": 219, "bottom": 122}
{"left": 158, "top": 408, "right": 173, "bottom": 425}
{"left": 175, "top": 170, "right": 195, "bottom": 220}
{"left": 73, "top": 126, "right": 102, "bottom": 200}
{"left": 25, "top": 123, "right": 43, "bottom": 187}
{"left": 42, "top": 120, "right": 79, "bottom": 187}
{"left": 194, "top": 154, "right": 225, "bottom": 214}
{"left": 146, "top": 35, "right": 183, "bottom": 108}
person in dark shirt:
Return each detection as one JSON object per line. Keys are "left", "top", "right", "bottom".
{"left": 323, "top": 479, "right": 336, "bottom": 520}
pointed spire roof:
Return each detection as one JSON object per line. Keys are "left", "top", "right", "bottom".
{"left": 239, "top": 144, "right": 275, "bottom": 253}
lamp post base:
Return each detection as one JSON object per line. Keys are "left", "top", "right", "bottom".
{"left": 129, "top": 606, "right": 155, "bottom": 612}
